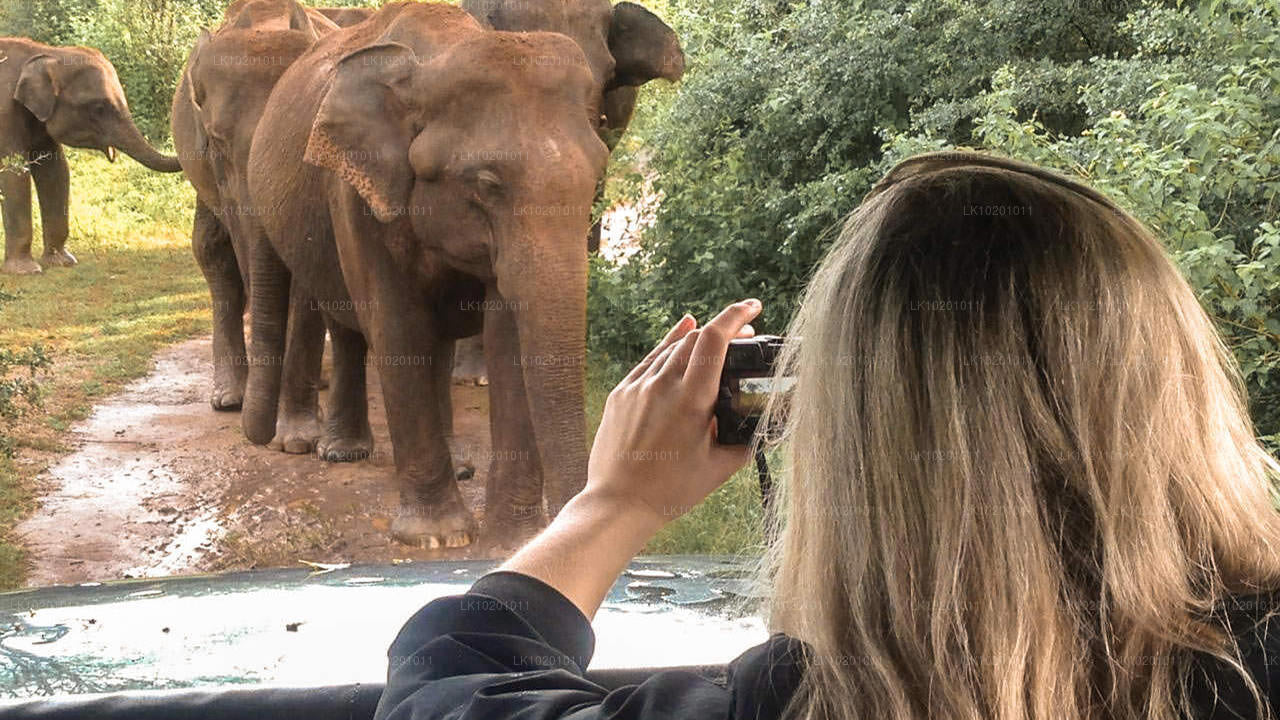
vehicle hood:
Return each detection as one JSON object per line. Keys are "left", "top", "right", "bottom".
{"left": 0, "top": 556, "right": 767, "bottom": 697}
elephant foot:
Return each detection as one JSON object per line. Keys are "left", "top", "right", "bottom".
{"left": 390, "top": 487, "right": 476, "bottom": 549}
{"left": 270, "top": 411, "right": 323, "bottom": 455}
{"left": 316, "top": 431, "right": 372, "bottom": 463}
{"left": 451, "top": 373, "right": 489, "bottom": 387}
{"left": 40, "top": 248, "right": 77, "bottom": 268}
{"left": 210, "top": 369, "right": 246, "bottom": 411}
{"left": 210, "top": 385, "right": 244, "bottom": 411}
{"left": 1, "top": 257, "right": 42, "bottom": 275}
{"left": 481, "top": 505, "right": 546, "bottom": 554}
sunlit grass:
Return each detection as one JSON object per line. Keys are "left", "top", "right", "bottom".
{"left": 0, "top": 149, "right": 206, "bottom": 589}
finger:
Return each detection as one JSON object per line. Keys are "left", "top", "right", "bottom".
{"left": 736, "top": 324, "right": 756, "bottom": 339}
{"left": 654, "top": 329, "right": 702, "bottom": 382}
{"left": 642, "top": 332, "right": 688, "bottom": 380}
{"left": 684, "top": 299, "right": 762, "bottom": 401}
{"left": 625, "top": 314, "right": 695, "bottom": 383}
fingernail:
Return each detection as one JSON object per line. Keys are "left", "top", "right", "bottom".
{"left": 741, "top": 299, "right": 761, "bottom": 309}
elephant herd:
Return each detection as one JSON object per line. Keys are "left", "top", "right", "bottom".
{"left": 0, "top": 0, "right": 684, "bottom": 550}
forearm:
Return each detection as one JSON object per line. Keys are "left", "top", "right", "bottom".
{"left": 498, "top": 490, "right": 664, "bottom": 621}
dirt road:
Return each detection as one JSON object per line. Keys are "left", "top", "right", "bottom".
{"left": 17, "top": 336, "right": 497, "bottom": 587}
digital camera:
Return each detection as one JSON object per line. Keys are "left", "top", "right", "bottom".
{"left": 714, "top": 335, "right": 794, "bottom": 445}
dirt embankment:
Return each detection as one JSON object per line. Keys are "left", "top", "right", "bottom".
{"left": 17, "top": 336, "right": 497, "bottom": 587}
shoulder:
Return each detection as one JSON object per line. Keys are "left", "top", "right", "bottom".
{"left": 726, "top": 633, "right": 807, "bottom": 720}
{"left": 1188, "top": 591, "right": 1280, "bottom": 719}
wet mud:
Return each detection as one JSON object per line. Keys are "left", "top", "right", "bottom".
{"left": 17, "top": 336, "right": 495, "bottom": 587}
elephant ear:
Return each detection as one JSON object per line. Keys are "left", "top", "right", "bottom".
{"left": 608, "top": 2, "right": 685, "bottom": 88}
{"left": 14, "top": 54, "right": 60, "bottom": 123}
{"left": 185, "top": 29, "right": 213, "bottom": 155}
{"left": 304, "top": 42, "right": 419, "bottom": 224}
{"left": 287, "top": 2, "right": 325, "bottom": 42}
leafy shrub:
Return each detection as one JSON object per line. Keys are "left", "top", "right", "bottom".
{"left": 885, "top": 0, "right": 1280, "bottom": 442}
{"left": 0, "top": 328, "right": 52, "bottom": 459}
{"left": 592, "top": 0, "right": 1280, "bottom": 442}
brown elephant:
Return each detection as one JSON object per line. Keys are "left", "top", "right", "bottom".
{"left": 245, "top": 1, "right": 609, "bottom": 549}
{"left": 0, "top": 38, "right": 182, "bottom": 275}
{"left": 460, "top": 0, "right": 685, "bottom": 252}
{"left": 314, "top": 7, "right": 374, "bottom": 27}
{"left": 171, "top": 0, "right": 336, "bottom": 413}
{"left": 445, "top": 0, "right": 685, "bottom": 384}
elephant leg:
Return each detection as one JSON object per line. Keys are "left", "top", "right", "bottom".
{"left": 243, "top": 235, "right": 290, "bottom": 445}
{"left": 362, "top": 292, "right": 474, "bottom": 548}
{"left": 29, "top": 147, "right": 75, "bottom": 268}
{"left": 480, "top": 292, "right": 547, "bottom": 550}
{"left": 192, "top": 202, "right": 246, "bottom": 410}
{"left": 0, "top": 165, "right": 40, "bottom": 275}
{"left": 434, "top": 338, "right": 476, "bottom": 479}
{"left": 272, "top": 288, "right": 326, "bottom": 454}
{"left": 316, "top": 318, "right": 372, "bottom": 463}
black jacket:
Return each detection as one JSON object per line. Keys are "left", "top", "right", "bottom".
{"left": 372, "top": 571, "right": 1280, "bottom": 720}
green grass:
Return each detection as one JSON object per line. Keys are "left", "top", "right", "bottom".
{"left": 0, "top": 148, "right": 207, "bottom": 589}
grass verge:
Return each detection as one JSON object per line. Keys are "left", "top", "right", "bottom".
{"left": 0, "top": 149, "right": 205, "bottom": 589}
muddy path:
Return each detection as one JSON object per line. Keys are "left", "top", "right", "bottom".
{"left": 17, "top": 336, "right": 497, "bottom": 587}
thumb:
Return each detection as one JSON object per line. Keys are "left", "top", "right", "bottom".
{"left": 709, "top": 442, "right": 755, "bottom": 481}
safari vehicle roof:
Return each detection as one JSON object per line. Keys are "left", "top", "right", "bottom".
{"left": 0, "top": 556, "right": 766, "bottom": 698}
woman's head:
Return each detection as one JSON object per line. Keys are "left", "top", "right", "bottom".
{"left": 762, "top": 151, "right": 1280, "bottom": 720}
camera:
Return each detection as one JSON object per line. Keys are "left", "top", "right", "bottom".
{"left": 714, "top": 335, "right": 794, "bottom": 445}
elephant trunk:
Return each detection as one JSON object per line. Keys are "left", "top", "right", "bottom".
{"left": 110, "top": 116, "right": 183, "bottom": 173}
{"left": 242, "top": 240, "right": 292, "bottom": 446}
{"left": 496, "top": 216, "right": 591, "bottom": 516}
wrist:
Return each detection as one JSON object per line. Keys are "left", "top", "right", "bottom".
{"left": 565, "top": 487, "right": 667, "bottom": 540}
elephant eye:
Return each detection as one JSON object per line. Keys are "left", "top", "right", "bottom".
{"left": 475, "top": 170, "right": 503, "bottom": 194}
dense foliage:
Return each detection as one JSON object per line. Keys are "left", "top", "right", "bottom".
{"left": 592, "top": 0, "right": 1280, "bottom": 442}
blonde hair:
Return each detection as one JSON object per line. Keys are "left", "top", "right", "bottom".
{"left": 758, "top": 151, "right": 1280, "bottom": 720}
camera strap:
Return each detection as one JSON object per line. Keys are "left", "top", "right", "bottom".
{"left": 755, "top": 446, "right": 775, "bottom": 533}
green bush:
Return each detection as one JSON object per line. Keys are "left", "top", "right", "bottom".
{"left": 592, "top": 0, "right": 1280, "bottom": 443}
{"left": 885, "top": 0, "right": 1280, "bottom": 443}
{"left": 0, "top": 335, "right": 52, "bottom": 460}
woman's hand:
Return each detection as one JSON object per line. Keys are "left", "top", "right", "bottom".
{"left": 584, "top": 298, "right": 763, "bottom": 528}
{"left": 497, "top": 299, "right": 763, "bottom": 620}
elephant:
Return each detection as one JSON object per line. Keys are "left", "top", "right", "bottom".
{"left": 171, "top": 0, "right": 337, "bottom": 413}
{"left": 442, "top": 0, "right": 684, "bottom": 385}
{"left": 459, "top": 0, "right": 685, "bottom": 253}
{"left": 0, "top": 37, "right": 183, "bottom": 275}
{"left": 244, "top": 1, "right": 610, "bottom": 549}
{"left": 315, "top": 7, "right": 374, "bottom": 27}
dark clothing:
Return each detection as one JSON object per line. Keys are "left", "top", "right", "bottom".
{"left": 372, "top": 571, "right": 1280, "bottom": 720}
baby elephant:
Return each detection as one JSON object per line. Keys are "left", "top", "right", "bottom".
{"left": 0, "top": 38, "right": 183, "bottom": 275}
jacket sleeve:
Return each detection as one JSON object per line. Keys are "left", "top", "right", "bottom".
{"left": 371, "top": 570, "right": 734, "bottom": 720}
